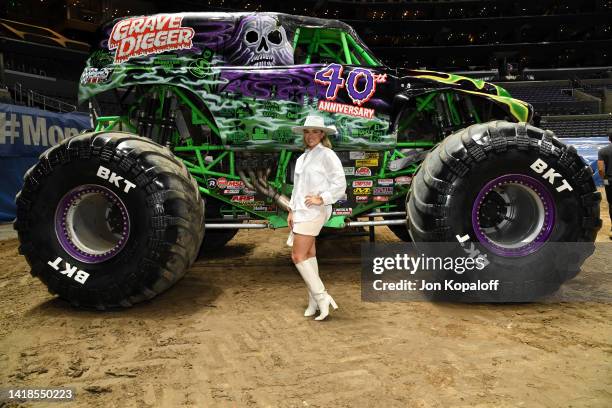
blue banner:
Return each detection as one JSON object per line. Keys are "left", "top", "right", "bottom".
{"left": 0, "top": 103, "right": 91, "bottom": 157}
{"left": 0, "top": 104, "right": 91, "bottom": 221}
{"left": 559, "top": 137, "right": 608, "bottom": 186}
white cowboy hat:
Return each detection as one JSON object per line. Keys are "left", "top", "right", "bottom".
{"left": 291, "top": 115, "right": 337, "bottom": 135}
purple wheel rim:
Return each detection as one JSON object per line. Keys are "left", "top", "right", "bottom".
{"left": 471, "top": 174, "right": 555, "bottom": 257}
{"left": 54, "top": 184, "right": 130, "bottom": 264}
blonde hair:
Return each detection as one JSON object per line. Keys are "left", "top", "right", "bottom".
{"left": 302, "top": 130, "right": 333, "bottom": 149}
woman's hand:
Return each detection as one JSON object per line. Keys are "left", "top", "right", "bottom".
{"left": 287, "top": 210, "right": 294, "bottom": 230}
{"left": 305, "top": 195, "right": 324, "bottom": 207}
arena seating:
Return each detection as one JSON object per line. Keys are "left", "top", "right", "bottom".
{"left": 541, "top": 117, "right": 612, "bottom": 138}
{"left": 533, "top": 101, "right": 601, "bottom": 116}
{"left": 7, "top": 84, "right": 77, "bottom": 113}
{"left": 579, "top": 84, "right": 612, "bottom": 99}
{"left": 501, "top": 83, "right": 574, "bottom": 103}
{"left": 498, "top": 82, "right": 603, "bottom": 115}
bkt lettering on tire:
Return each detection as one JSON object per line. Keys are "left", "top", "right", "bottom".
{"left": 47, "top": 257, "right": 90, "bottom": 284}
{"left": 96, "top": 165, "right": 136, "bottom": 193}
{"left": 529, "top": 158, "right": 573, "bottom": 193}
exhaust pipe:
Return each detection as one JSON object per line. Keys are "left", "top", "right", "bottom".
{"left": 238, "top": 169, "right": 291, "bottom": 211}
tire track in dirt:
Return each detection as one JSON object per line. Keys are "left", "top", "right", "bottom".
{"left": 1, "top": 220, "right": 611, "bottom": 407}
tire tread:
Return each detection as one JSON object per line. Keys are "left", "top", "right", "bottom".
{"left": 14, "top": 131, "right": 204, "bottom": 309}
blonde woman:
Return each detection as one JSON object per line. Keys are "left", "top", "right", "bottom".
{"left": 287, "top": 115, "right": 347, "bottom": 320}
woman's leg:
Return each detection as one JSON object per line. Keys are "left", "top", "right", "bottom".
{"left": 303, "top": 239, "right": 319, "bottom": 316}
{"left": 292, "top": 233, "right": 337, "bottom": 320}
{"left": 292, "top": 233, "right": 326, "bottom": 306}
{"left": 291, "top": 233, "right": 315, "bottom": 264}
{"left": 306, "top": 238, "right": 316, "bottom": 259}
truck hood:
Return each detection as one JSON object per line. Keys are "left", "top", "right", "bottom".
{"left": 397, "top": 68, "right": 511, "bottom": 98}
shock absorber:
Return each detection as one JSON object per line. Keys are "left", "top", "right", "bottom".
{"left": 145, "top": 93, "right": 157, "bottom": 140}
{"left": 158, "top": 90, "right": 176, "bottom": 147}
{"left": 137, "top": 92, "right": 157, "bottom": 139}
{"left": 436, "top": 92, "right": 454, "bottom": 136}
{"left": 136, "top": 110, "right": 146, "bottom": 136}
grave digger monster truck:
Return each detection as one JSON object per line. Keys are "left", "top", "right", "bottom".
{"left": 14, "top": 12, "right": 601, "bottom": 308}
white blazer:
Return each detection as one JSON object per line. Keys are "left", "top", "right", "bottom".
{"left": 289, "top": 142, "right": 347, "bottom": 223}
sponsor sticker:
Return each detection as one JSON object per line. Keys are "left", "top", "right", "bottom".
{"left": 207, "top": 178, "right": 217, "bottom": 189}
{"left": 377, "top": 178, "right": 394, "bottom": 186}
{"left": 349, "top": 151, "right": 365, "bottom": 160}
{"left": 217, "top": 177, "right": 227, "bottom": 189}
{"left": 373, "top": 195, "right": 390, "bottom": 202}
{"left": 353, "top": 187, "right": 372, "bottom": 195}
{"left": 356, "top": 158, "right": 378, "bottom": 167}
{"left": 227, "top": 180, "right": 244, "bottom": 188}
{"left": 355, "top": 195, "right": 369, "bottom": 202}
{"left": 395, "top": 176, "right": 413, "bottom": 185}
{"left": 231, "top": 195, "right": 254, "bottom": 202}
{"left": 223, "top": 189, "right": 240, "bottom": 195}
{"left": 373, "top": 186, "right": 393, "bottom": 195}
{"left": 242, "top": 188, "right": 257, "bottom": 195}
{"left": 343, "top": 167, "right": 355, "bottom": 175}
{"left": 355, "top": 167, "right": 372, "bottom": 176}
{"left": 333, "top": 208, "right": 353, "bottom": 215}
{"left": 243, "top": 200, "right": 265, "bottom": 207}
{"left": 352, "top": 180, "right": 373, "bottom": 188}
{"left": 108, "top": 15, "right": 195, "bottom": 63}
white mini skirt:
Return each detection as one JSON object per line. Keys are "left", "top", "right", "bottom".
{"left": 292, "top": 209, "right": 327, "bottom": 237}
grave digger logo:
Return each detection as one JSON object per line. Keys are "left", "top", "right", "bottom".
{"left": 109, "top": 15, "right": 195, "bottom": 63}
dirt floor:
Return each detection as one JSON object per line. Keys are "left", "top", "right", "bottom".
{"left": 1, "top": 191, "right": 611, "bottom": 407}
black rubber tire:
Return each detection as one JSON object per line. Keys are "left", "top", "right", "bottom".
{"left": 387, "top": 197, "right": 412, "bottom": 242}
{"left": 407, "top": 121, "right": 601, "bottom": 301}
{"left": 198, "top": 197, "right": 240, "bottom": 257}
{"left": 388, "top": 223, "right": 412, "bottom": 242}
{"left": 14, "top": 131, "right": 204, "bottom": 309}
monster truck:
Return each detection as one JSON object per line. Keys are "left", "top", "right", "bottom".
{"left": 14, "top": 12, "right": 601, "bottom": 308}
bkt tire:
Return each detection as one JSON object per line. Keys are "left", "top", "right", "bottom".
{"left": 407, "top": 121, "right": 601, "bottom": 301}
{"left": 387, "top": 197, "right": 412, "bottom": 242}
{"left": 198, "top": 197, "right": 240, "bottom": 258}
{"left": 14, "top": 132, "right": 204, "bottom": 309}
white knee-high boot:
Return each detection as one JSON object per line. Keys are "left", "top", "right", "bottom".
{"left": 295, "top": 258, "right": 338, "bottom": 321}
{"left": 304, "top": 257, "right": 319, "bottom": 317}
